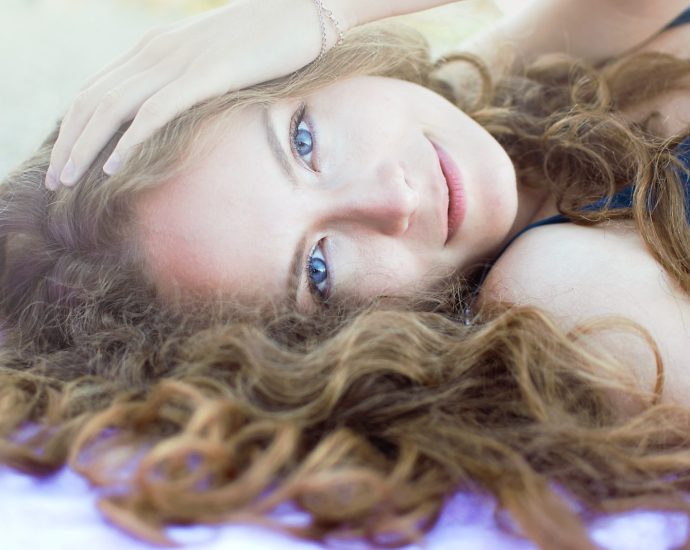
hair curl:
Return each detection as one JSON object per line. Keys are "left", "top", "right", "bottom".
{"left": 1, "top": 21, "right": 690, "bottom": 550}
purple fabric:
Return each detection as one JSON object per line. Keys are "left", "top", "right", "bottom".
{"left": 1, "top": 465, "right": 688, "bottom": 549}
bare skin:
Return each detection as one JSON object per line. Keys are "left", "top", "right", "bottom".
{"left": 135, "top": 9, "right": 690, "bottom": 408}
{"left": 44, "top": 1, "right": 690, "bottom": 409}
{"left": 479, "top": 24, "right": 690, "bottom": 411}
{"left": 135, "top": 75, "right": 531, "bottom": 311}
{"left": 46, "top": 0, "right": 689, "bottom": 189}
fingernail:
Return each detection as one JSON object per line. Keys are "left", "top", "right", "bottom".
{"left": 60, "top": 158, "right": 78, "bottom": 186}
{"left": 103, "top": 152, "right": 121, "bottom": 175}
{"left": 45, "top": 167, "right": 58, "bottom": 190}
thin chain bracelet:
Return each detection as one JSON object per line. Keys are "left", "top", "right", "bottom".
{"left": 312, "top": 0, "right": 345, "bottom": 60}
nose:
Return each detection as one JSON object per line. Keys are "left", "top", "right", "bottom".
{"left": 326, "top": 162, "right": 419, "bottom": 236}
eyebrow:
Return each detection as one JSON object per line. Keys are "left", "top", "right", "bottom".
{"left": 262, "top": 105, "right": 298, "bottom": 189}
{"left": 261, "top": 105, "right": 307, "bottom": 306}
{"left": 288, "top": 233, "right": 309, "bottom": 308}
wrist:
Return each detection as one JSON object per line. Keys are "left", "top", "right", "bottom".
{"left": 332, "top": 0, "right": 395, "bottom": 28}
{"left": 326, "top": 0, "right": 406, "bottom": 29}
{"left": 331, "top": 0, "right": 458, "bottom": 29}
{"left": 326, "top": 0, "right": 361, "bottom": 31}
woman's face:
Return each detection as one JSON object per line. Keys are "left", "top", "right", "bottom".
{"left": 135, "top": 75, "right": 518, "bottom": 311}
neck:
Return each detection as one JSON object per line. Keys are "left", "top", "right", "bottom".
{"left": 468, "top": 183, "right": 557, "bottom": 291}
{"left": 504, "top": 183, "right": 556, "bottom": 244}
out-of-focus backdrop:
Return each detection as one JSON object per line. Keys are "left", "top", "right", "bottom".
{"left": 0, "top": 0, "right": 515, "bottom": 179}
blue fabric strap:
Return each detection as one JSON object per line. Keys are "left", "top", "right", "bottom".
{"left": 474, "top": 10, "right": 690, "bottom": 287}
{"left": 479, "top": 135, "right": 690, "bottom": 288}
{"left": 666, "top": 7, "right": 690, "bottom": 30}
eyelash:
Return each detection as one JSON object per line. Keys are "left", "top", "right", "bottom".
{"left": 289, "top": 102, "right": 317, "bottom": 171}
{"left": 289, "top": 103, "right": 331, "bottom": 305}
{"left": 304, "top": 238, "right": 331, "bottom": 304}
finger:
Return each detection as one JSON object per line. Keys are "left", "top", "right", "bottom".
{"left": 47, "top": 44, "right": 174, "bottom": 188}
{"left": 46, "top": 87, "right": 100, "bottom": 189}
{"left": 58, "top": 64, "right": 181, "bottom": 186}
{"left": 102, "top": 71, "right": 232, "bottom": 175}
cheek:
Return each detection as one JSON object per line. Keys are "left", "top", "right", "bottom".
{"left": 458, "top": 116, "right": 518, "bottom": 218}
{"left": 340, "top": 239, "right": 438, "bottom": 299}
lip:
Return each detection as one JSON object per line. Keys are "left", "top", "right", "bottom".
{"left": 431, "top": 142, "right": 466, "bottom": 244}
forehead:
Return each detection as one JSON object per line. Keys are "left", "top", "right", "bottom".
{"left": 133, "top": 103, "right": 299, "bottom": 303}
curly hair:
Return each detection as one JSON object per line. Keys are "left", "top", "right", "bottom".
{"left": 1, "top": 21, "right": 690, "bottom": 550}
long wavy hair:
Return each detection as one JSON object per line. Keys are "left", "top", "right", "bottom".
{"left": 1, "top": 21, "right": 690, "bottom": 550}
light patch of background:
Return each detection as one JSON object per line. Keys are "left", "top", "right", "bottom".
{"left": 0, "top": 0, "right": 518, "bottom": 179}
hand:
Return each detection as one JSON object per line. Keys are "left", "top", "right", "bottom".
{"left": 45, "top": 0, "right": 354, "bottom": 189}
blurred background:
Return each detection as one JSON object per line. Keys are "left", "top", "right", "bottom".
{"left": 0, "top": 0, "right": 516, "bottom": 179}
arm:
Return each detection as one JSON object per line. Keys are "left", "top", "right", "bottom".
{"left": 45, "top": 0, "right": 461, "bottom": 189}
{"left": 338, "top": 0, "right": 462, "bottom": 27}
{"left": 478, "top": 222, "right": 690, "bottom": 413}
{"left": 439, "top": 0, "right": 690, "bottom": 90}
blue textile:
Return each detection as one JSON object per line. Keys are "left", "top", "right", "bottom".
{"left": 474, "top": 8, "right": 690, "bottom": 285}
{"left": 491, "top": 7, "right": 690, "bottom": 255}
{"left": 489, "top": 137, "right": 690, "bottom": 266}
{"left": 666, "top": 6, "right": 690, "bottom": 29}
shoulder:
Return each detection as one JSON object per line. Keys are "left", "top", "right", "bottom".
{"left": 478, "top": 221, "right": 690, "bottom": 408}
{"left": 479, "top": 221, "right": 655, "bottom": 322}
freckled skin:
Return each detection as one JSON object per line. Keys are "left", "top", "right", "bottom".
{"left": 135, "top": 75, "right": 539, "bottom": 310}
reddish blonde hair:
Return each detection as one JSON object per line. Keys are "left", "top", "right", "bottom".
{"left": 1, "top": 21, "right": 690, "bottom": 549}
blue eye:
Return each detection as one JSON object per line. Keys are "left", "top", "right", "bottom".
{"left": 290, "top": 103, "right": 315, "bottom": 168}
{"left": 306, "top": 240, "right": 330, "bottom": 303}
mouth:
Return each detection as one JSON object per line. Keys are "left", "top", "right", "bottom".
{"left": 432, "top": 141, "right": 466, "bottom": 245}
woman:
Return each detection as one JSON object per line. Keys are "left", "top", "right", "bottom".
{"left": 2, "top": 1, "right": 690, "bottom": 548}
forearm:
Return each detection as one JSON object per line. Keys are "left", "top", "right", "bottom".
{"left": 332, "top": 0, "right": 462, "bottom": 30}
{"left": 463, "top": 0, "right": 690, "bottom": 80}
